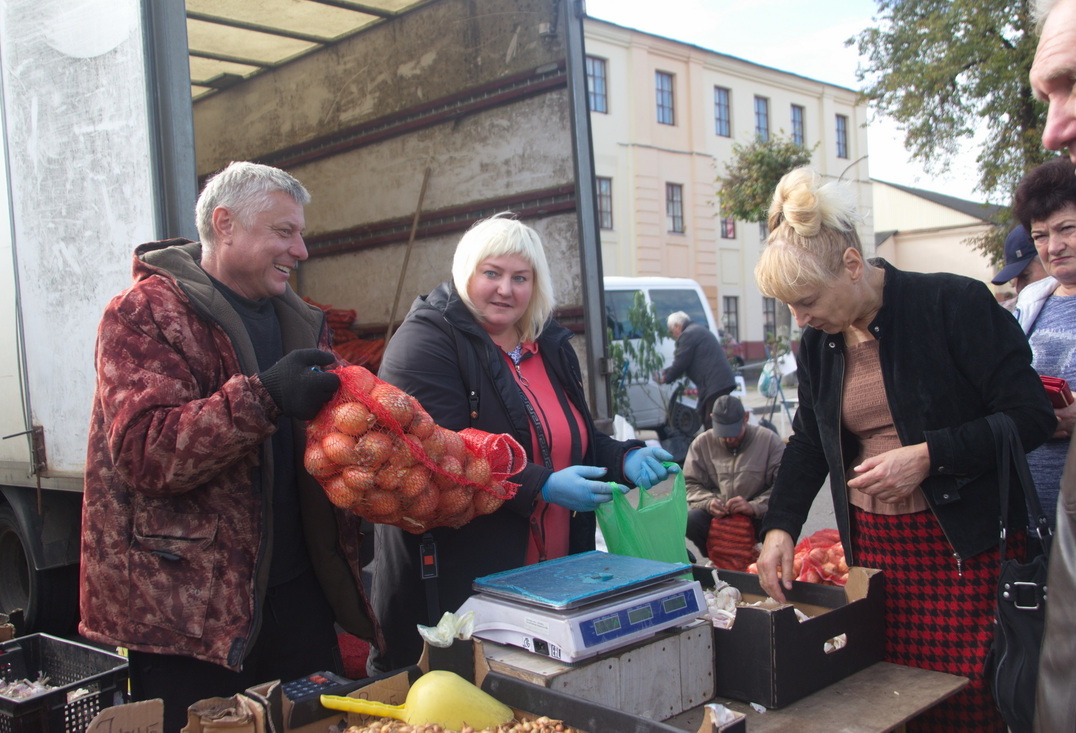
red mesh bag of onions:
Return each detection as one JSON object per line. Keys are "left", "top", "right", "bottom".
{"left": 304, "top": 365, "right": 525, "bottom": 533}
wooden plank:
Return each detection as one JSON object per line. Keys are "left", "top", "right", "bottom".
{"left": 621, "top": 631, "right": 681, "bottom": 719}
{"left": 667, "top": 662, "right": 967, "bottom": 733}
{"left": 549, "top": 655, "right": 621, "bottom": 711}
{"left": 679, "top": 624, "right": 716, "bottom": 712}
{"left": 478, "top": 622, "right": 713, "bottom": 720}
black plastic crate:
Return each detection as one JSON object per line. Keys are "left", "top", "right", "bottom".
{"left": 0, "top": 634, "right": 128, "bottom": 733}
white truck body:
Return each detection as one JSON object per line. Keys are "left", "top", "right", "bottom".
{"left": 0, "top": 0, "right": 607, "bottom": 633}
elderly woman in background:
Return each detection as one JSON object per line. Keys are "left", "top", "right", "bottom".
{"left": 367, "top": 214, "right": 676, "bottom": 673}
{"left": 753, "top": 168, "right": 1054, "bottom": 731}
{"left": 1012, "top": 157, "right": 1076, "bottom": 530}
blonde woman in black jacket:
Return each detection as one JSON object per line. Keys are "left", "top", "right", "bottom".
{"left": 753, "top": 168, "right": 1054, "bottom": 732}
{"left": 367, "top": 214, "right": 677, "bottom": 673}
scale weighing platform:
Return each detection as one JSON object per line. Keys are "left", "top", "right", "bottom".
{"left": 456, "top": 551, "right": 705, "bottom": 664}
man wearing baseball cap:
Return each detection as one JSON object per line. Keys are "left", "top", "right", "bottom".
{"left": 992, "top": 225, "right": 1047, "bottom": 308}
{"left": 683, "top": 395, "right": 785, "bottom": 568}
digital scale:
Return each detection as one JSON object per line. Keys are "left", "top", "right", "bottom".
{"left": 456, "top": 551, "right": 705, "bottom": 664}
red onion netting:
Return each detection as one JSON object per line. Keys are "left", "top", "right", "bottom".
{"left": 304, "top": 365, "right": 525, "bottom": 533}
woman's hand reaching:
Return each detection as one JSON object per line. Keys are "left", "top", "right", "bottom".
{"left": 541, "top": 466, "right": 623, "bottom": 512}
{"left": 757, "top": 529, "right": 795, "bottom": 603}
{"left": 623, "top": 447, "right": 679, "bottom": 489}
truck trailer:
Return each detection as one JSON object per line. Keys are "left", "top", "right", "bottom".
{"left": 0, "top": 0, "right": 610, "bottom": 634}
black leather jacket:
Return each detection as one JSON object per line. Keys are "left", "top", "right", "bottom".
{"left": 761, "top": 260, "right": 1055, "bottom": 566}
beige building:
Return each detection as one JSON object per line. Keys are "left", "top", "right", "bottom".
{"left": 583, "top": 18, "right": 873, "bottom": 360}
{"left": 872, "top": 180, "right": 1004, "bottom": 292}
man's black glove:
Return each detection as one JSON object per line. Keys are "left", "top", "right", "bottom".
{"left": 258, "top": 348, "right": 339, "bottom": 420}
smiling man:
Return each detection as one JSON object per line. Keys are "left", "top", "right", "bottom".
{"left": 79, "top": 162, "right": 379, "bottom": 731}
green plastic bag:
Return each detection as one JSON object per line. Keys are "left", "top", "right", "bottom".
{"left": 595, "top": 464, "right": 689, "bottom": 565}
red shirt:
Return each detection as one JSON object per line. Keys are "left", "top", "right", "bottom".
{"left": 504, "top": 342, "right": 589, "bottom": 563}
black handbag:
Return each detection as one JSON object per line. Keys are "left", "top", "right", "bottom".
{"left": 986, "top": 413, "right": 1052, "bottom": 733}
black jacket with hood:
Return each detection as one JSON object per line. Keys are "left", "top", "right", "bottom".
{"left": 368, "top": 281, "right": 642, "bottom": 671}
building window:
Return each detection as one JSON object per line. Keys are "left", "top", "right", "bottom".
{"left": 586, "top": 56, "right": 608, "bottom": 114}
{"left": 791, "top": 104, "right": 805, "bottom": 146}
{"left": 666, "top": 183, "right": 684, "bottom": 233}
{"left": 836, "top": 114, "right": 849, "bottom": 159}
{"left": 762, "top": 297, "right": 776, "bottom": 339}
{"left": 720, "top": 217, "right": 736, "bottom": 239}
{"left": 714, "top": 86, "right": 731, "bottom": 137}
{"left": 596, "top": 177, "right": 613, "bottom": 230}
{"left": 656, "top": 71, "right": 675, "bottom": 125}
{"left": 723, "top": 296, "right": 740, "bottom": 341}
{"left": 754, "top": 96, "right": 770, "bottom": 142}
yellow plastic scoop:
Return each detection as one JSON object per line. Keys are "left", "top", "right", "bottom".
{"left": 320, "top": 670, "right": 514, "bottom": 730}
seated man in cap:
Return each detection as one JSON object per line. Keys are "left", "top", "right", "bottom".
{"left": 993, "top": 225, "right": 1047, "bottom": 310}
{"left": 683, "top": 395, "right": 785, "bottom": 569}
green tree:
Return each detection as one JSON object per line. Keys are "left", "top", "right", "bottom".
{"left": 715, "top": 134, "right": 817, "bottom": 223}
{"left": 852, "top": 0, "right": 1053, "bottom": 260}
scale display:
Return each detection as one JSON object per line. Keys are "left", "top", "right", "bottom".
{"left": 577, "top": 584, "right": 701, "bottom": 649}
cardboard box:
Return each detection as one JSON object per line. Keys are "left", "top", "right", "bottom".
{"left": 0, "top": 610, "right": 21, "bottom": 642}
{"left": 477, "top": 620, "right": 713, "bottom": 720}
{"left": 87, "top": 699, "right": 164, "bottom": 733}
{"left": 709, "top": 565, "right": 885, "bottom": 708}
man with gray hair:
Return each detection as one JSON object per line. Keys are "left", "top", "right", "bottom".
{"left": 80, "top": 161, "right": 379, "bottom": 731}
{"left": 1029, "top": 1, "right": 1076, "bottom": 729}
{"left": 657, "top": 310, "right": 737, "bottom": 431}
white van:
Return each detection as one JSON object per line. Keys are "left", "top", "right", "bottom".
{"left": 603, "top": 276, "right": 736, "bottom": 433}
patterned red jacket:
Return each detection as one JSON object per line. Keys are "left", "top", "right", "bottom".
{"left": 79, "top": 239, "right": 380, "bottom": 670}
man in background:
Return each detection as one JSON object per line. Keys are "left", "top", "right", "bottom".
{"left": 657, "top": 311, "right": 737, "bottom": 431}
{"left": 683, "top": 395, "right": 784, "bottom": 569}
{"left": 992, "top": 225, "right": 1047, "bottom": 309}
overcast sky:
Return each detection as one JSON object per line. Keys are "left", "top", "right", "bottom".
{"left": 583, "top": 0, "right": 989, "bottom": 203}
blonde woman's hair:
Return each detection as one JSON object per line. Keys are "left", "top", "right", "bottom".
{"left": 451, "top": 213, "right": 555, "bottom": 342}
{"left": 755, "top": 168, "right": 863, "bottom": 303}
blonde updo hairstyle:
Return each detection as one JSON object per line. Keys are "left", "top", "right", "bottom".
{"left": 755, "top": 168, "right": 863, "bottom": 303}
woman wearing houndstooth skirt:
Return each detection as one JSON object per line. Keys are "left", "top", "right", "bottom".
{"left": 752, "top": 168, "right": 1056, "bottom": 731}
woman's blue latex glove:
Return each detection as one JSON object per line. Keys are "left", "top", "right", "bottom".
{"left": 541, "top": 466, "right": 625, "bottom": 512}
{"left": 624, "top": 447, "right": 679, "bottom": 490}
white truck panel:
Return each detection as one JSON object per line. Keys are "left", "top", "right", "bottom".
{"left": 0, "top": 0, "right": 157, "bottom": 476}
{"left": 0, "top": 64, "right": 26, "bottom": 469}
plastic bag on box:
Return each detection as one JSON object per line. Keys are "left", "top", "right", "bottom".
{"left": 304, "top": 365, "right": 526, "bottom": 533}
{"left": 596, "top": 465, "right": 690, "bottom": 565}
